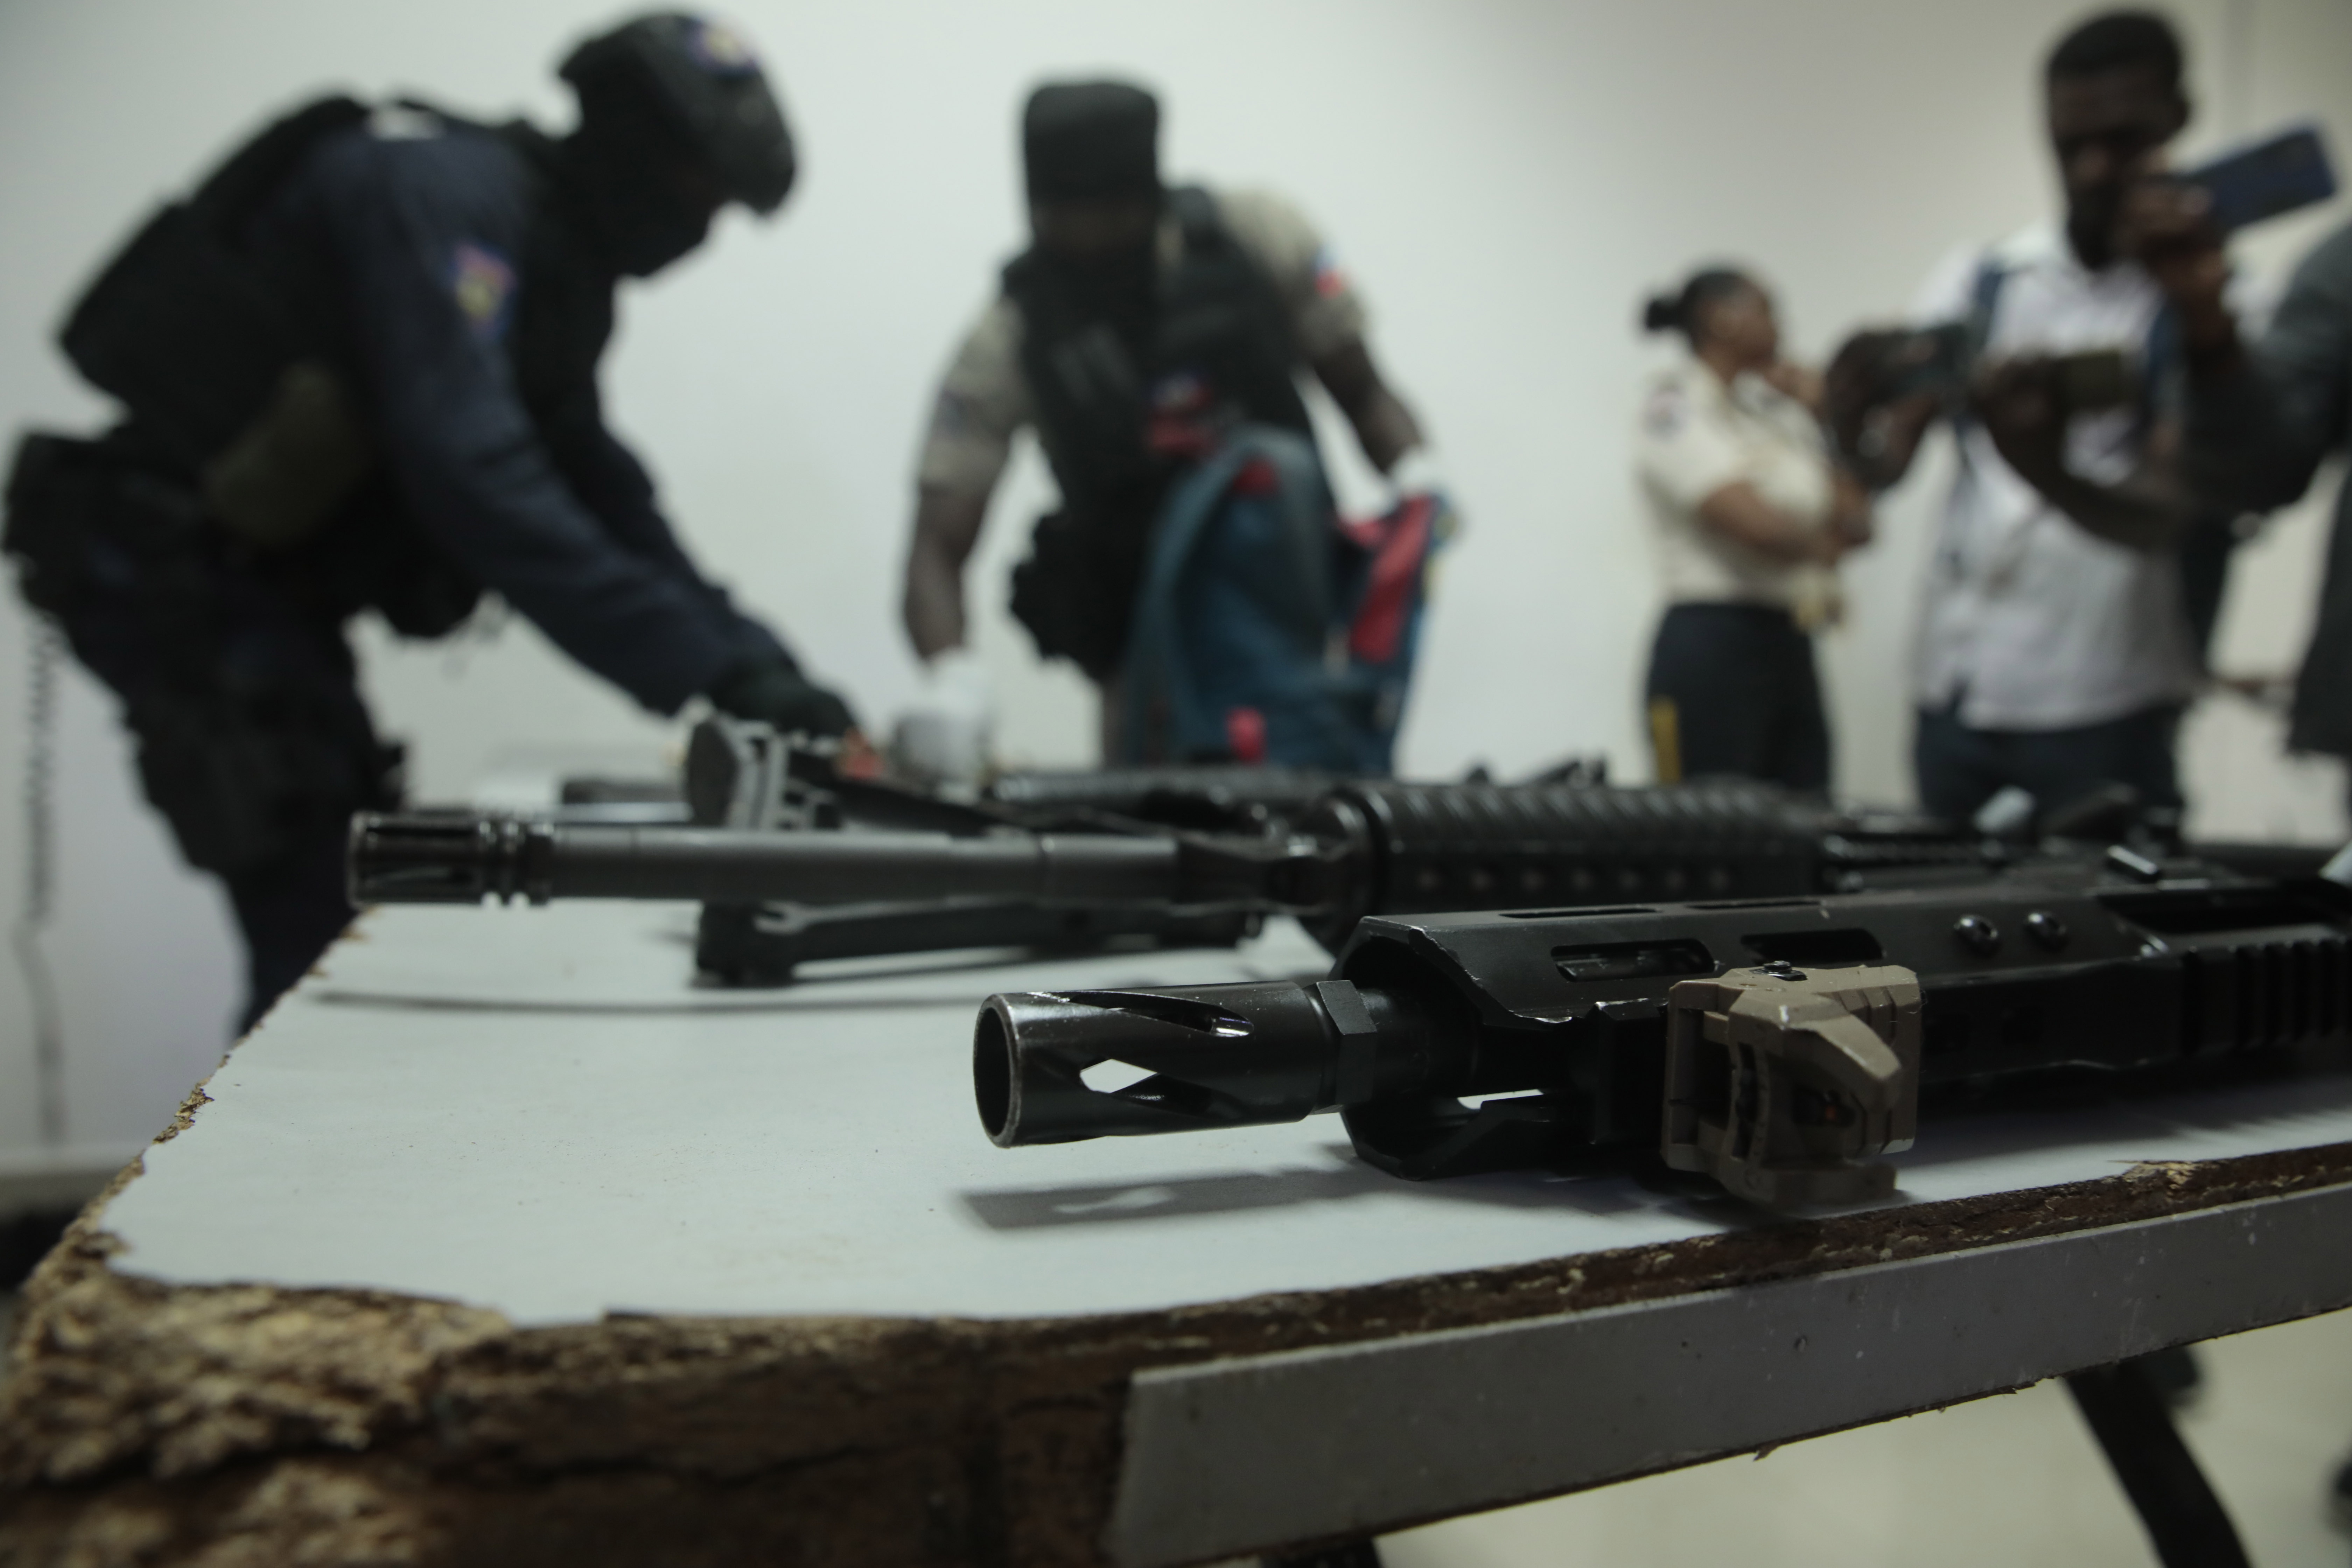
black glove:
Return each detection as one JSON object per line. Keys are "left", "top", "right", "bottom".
{"left": 706, "top": 657, "right": 856, "bottom": 738}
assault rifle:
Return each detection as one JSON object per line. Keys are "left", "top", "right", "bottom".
{"left": 360, "top": 718, "right": 2318, "bottom": 982}
{"left": 973, "top": 851, "right": 2352, "bottom": 1207}
{"left": 352, "top": 758, "right": 2021, "bottom": 968}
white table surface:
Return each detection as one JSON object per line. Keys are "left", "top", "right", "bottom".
{"left": 99, "top": 902, "right": 2352, "bottom": 1328}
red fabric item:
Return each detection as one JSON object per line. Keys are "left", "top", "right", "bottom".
{"left": 1147, "top": 416, "right": 1217, "bottom": 462}
{"left": 1343, "top": 494, "right": 1433, "bottom": 664}
{"left": 1224, "top": 705, "right": 1268, "bottom": 763}
{"left": 1229, "top": 456, "right": 1281, "bottom": 496}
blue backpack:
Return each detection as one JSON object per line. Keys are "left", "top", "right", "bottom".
{"left": 1116, "top": 425, "right": 1449, "bottom": 772}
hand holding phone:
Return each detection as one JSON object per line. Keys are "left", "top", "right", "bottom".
{"left": 2178, "top": 123, "right": 2337, "bottom": 234}
{"left": 2118, "top": 125, "right": 2330, "bottom": 331}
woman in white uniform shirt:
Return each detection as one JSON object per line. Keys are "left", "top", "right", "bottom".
{"left": 1635, "top": 267, "right": 1874, "bottom": 791}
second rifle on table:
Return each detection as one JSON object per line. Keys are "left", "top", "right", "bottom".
{"left": 354, "top": 719, "right": 2040, "bottom": 971}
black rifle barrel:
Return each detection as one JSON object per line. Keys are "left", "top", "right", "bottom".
{"left": 352, "top": 779, "right": 1872, "bottom": 926}
{"left": 349, "top": 815, "right": 1184, "bottom": 908}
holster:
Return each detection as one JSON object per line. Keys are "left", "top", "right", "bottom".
{"left": 1010, "top": 502, "right": 1153, "bottom": 681}
{"left": 2, "top": 430, "right": 206, "bottom": 617}
{"left": 124, "top": 690, "right": 403, "bottom": 881}
{"left": 4, "top": 430, "right": 401, "bottom": 880}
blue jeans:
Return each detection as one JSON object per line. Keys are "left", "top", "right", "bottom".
{"left": 1913, "top": 701, "right": 2182, "bottom": 826}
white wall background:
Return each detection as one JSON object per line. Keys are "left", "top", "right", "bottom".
{"left": 2, "top": 0, "right": 2350, "bottom": 1167}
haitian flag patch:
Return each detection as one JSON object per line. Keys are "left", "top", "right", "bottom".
{"left": 1311, "top": 245, "right": 1349, "bottom": 300}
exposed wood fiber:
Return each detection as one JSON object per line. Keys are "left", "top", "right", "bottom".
{"left": 7, "top": 1105, "right": 2347, "bottom": 1567}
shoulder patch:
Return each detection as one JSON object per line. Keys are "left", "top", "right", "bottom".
{"left": 1643, "top": 385, "right": 1687, "bottom": 438}
{"left": 450, "top": 241, "right": 516, "bottom": 342}
{"left": 1310, "top": 245, "right": 1349, "bottom": 300}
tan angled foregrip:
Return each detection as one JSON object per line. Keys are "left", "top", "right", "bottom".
{"left": 1660, "top": 961, "right": 1923, "bottom": 1210}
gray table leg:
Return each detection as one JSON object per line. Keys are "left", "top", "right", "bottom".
{"left": 2066, "top": 1358, "right": 2249, "bottom": 1568}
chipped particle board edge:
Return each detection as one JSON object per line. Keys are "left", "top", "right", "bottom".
{"left": 5, "top": 1140, "right": 2351, "bottom": 1567}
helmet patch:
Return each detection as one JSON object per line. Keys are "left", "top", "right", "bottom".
{"left": 686, "top": 19, "right": 760, "bottom": 76}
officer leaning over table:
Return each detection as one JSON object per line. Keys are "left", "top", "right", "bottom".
{"left": 2, "top": 12, "right": 858, "bottom": 1028}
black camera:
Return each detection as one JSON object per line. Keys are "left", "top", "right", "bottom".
{"left": 1856, "top": 328, "right": 2130, "bottom": 412}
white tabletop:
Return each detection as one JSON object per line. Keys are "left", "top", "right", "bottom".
{"left": 98, "top": 902, "right": 2352, "bottom": 1328}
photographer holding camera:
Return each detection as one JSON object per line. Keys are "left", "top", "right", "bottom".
{"left": 1827, "top": 10, "right": 2212, "bottom": 829}
{"left": 1636, "top": 267, "right": 1872, "bottom": 791}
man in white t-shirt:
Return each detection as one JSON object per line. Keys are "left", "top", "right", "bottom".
{"left": 1829, "top": 10, "right": 2214, "bottom": 828}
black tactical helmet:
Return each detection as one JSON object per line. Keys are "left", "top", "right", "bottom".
{"left": 1023, "top": 81, "right": 1160, "bottom": 204}
{"left": 559, "top": 12, "right": 795, "bottom": 214}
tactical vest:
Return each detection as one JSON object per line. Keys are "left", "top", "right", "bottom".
{"left": 1001, "top": 187, "right": 1316, "bottom": 676}
{"left": 51, "top": 98, "right": 623, "bottom": 636}
{"left": 1006, "top": 188, "right": 1313, "bottom": 510}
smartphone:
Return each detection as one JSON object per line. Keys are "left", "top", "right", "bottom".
{"left": 1870, "top": 334, "right": 2129, "bottom": 413}
{"left": 2182, "top": 124, "right": 2338, "bottom": 234}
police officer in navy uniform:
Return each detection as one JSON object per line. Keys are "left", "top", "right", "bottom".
{"left": 3, "top": 12, "right": 855, "bottom": 1027}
